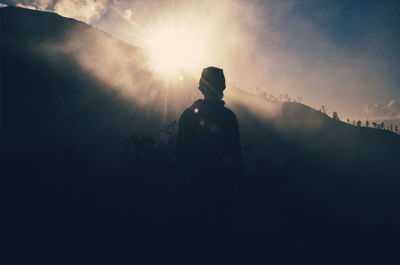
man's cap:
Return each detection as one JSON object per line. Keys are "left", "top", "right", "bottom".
{"left": 199, "top": 67, "right": 226, "bottom": 91}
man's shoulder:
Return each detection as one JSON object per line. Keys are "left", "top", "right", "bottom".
{"left": 181, "top": 106, "right": 194, "bottom": 115}
{"left": 179, "top": 105, "right": 196, "bottom": 123}
{"left": 221, "top": 106, "right": 238, "bottom": 121}
{"left": 180, "top": 99, "right": 203, "bottom": 119}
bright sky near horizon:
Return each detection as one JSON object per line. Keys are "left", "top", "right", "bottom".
{"left": 1, "top": 0, "right": 400, "bottom": 124}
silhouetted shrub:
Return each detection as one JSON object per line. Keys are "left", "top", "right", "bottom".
{"left": 121, "top": 121, "right": 178, "bottom": 177}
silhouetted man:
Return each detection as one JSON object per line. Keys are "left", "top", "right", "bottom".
{"left": 176, "top": 66, "right": 242, "bottom": 240}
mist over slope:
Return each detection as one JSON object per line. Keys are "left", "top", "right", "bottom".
{"left": 1, "top": 6, "right": 196, "bottom": 164}
{"left": 2, "top": 6, "right": 398, "bottom": 175}
{"left": 2, "top": 6, "right": 400, "bottom": 258}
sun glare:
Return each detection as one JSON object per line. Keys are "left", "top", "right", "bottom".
{"left": 146, "top": 25, "right": 207, "bottom": 77}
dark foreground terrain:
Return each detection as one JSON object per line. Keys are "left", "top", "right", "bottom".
{"left": 2, "top": 6, "right": 400, "bottom": 263}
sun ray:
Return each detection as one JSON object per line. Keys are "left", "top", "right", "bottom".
{"left": 144, "top": 21, "right": 208, "bottom": 78}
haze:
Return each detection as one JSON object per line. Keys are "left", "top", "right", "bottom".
{"left": 2, "top": 0, "right": 399, "bottom": 125}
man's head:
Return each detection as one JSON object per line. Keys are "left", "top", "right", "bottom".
{"left": 199, "top": 66, "right": 226, "bottom": 101}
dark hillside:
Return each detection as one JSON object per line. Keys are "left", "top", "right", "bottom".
{"left": 1, "top": 6, "right": 159, "bottom": 166}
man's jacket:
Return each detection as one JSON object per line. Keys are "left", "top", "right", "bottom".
{"left": 176, "top": 99, "right": 242, "bottom": 191}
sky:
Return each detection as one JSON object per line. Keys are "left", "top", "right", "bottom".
{"left": 1, "top": 0, "right": 400, "bottom": 124}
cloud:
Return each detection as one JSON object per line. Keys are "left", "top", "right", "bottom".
{"left": 2, "top": 0, "right": 109, "bottom": 23}
{"left": 54, "top": 0, "right": 109, "bottom": 24}
{"left": 32, "top": 0, "right": 51, "bottom": 10}
{"left": 3, "top": 0, "right": 52, "bottom": 10}
{"left": 16, "top": 3, "right": 37, "bottom": 10}
{"left": 364, "top": 99, "right": 400, "bottom": 125}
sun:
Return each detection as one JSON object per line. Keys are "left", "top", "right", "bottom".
{"left": 145, "top": 25, "right": 207, "bottom": 77}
